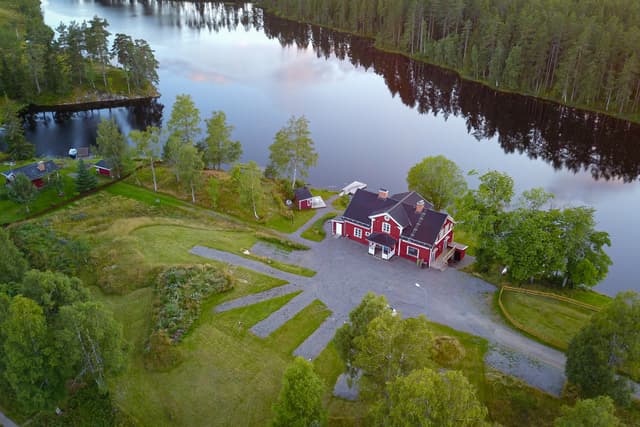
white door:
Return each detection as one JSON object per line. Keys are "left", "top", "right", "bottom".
{"left": 335, "top": 223, "right": 343, "bottom": 236}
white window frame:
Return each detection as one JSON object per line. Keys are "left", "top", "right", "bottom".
{"left": 354, "top": 228, "right": 362, "bottom": 238}
{"left": 382, "top": 222, "right": 391, "bottom": 234}
{"left": 406, "top": 246, "right": 419, "bottom": 257}
{"left": 365, "top": 231, "right": 370, "bottom": 237}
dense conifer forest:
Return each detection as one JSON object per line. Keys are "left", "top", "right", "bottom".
{"left": 261, "top": 0, "right": 640, "bottom": 119}
{"left": 0, "top": 0, "right": 157, "bottom": 105}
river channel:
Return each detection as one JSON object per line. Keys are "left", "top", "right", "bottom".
{"left": 34, "top": 0, "right": 640, "bottom": 296}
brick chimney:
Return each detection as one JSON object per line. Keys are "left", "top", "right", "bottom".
{"left": 37, "top": 161, "right": 45, "bottom": 172}
{"left": 416, "top": 200, "right": 425, "bottom": 213}
{"left": 378, "top": 188, "right": 389, "bottom": 199}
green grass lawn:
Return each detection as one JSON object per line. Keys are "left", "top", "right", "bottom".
{"left": 500, "top": 290, "right": 597, "bottom": 350}
{"left": 301, "top": 212, "right": 338, "bottom": 242}
{"left": 104, "top": 287, "right": 331, "bottom": 426}
{"left": 130, "top": 165, "right": 323, "bottom": 233}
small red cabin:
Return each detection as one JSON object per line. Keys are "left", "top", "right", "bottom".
{"left": 1, "top": 160, "right": 60, "bottom": 189}
{"left": 93, "top": 159, "right": 112, "bottom": 177}
{"left": 294, "top": 187, "right": 314, "bottom": 210}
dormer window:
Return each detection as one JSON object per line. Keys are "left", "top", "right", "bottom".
{"left": 382, "top": 222, "right": 391, "bottom": 234}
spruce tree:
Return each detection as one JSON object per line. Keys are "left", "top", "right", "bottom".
{"left": 75, "top": 159, "right": 98, "bottom": 193}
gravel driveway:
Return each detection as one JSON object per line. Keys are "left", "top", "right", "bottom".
{"left": 193, "top": 220, "right": 571, "bottom": 396}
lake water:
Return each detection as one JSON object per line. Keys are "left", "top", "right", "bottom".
{"left": 35, "top": 0, "right": 640, "bottom": 296}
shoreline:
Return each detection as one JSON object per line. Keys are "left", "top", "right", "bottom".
{"left": 23, "top": 93, "right": 161, "bottom": 114}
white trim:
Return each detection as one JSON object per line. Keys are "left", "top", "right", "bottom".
{"left": 354, "top": 228, "right": 362, "bottom": 239}
{"left": 369, "top": 212, "right": 402, "bottom": 228}
{"left": 406, "top": 246, "right": 419, "bottom": 257}
{"left": 400, "top": 238, "right": 431, "bottom": 250}
{"left": 382, "top": 222, "right": 391, "bottom": 234}
{"left": 434, "top": 228, "right": 454, "bottom": 246}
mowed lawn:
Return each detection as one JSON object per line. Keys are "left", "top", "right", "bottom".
{"left": 500, "top": 291, "right": 598, "bottom": 349}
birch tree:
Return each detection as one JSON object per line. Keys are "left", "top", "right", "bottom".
{"left": 268, "top": 115, "right": 318, "bottom": 189}
{"left": 231, "top": 161, "right": 264, "bottom": 220}
{"left": 130, "top": 126, "right": 161, "bottom": 192}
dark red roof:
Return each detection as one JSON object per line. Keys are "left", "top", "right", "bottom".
{"left": 341, "top": 188, "right": 448, "bottom": 246}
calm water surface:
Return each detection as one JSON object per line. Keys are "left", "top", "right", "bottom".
{"left": 35, "top": 0, "right": 640, "bottom": 296}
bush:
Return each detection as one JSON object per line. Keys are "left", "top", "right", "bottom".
{"left": 151, "top": 265, "right": 234, "bottom": 344}
{"left": 9, "top": 222, "right": 92, "bottom": 275}
{"left": 433, "top": 335, "right": 466, "bottom": 366}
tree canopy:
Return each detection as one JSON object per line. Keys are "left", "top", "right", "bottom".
{"left": 201, "top": 111, "right": 242, "bottom": 170}
{"left": 406, "top": 155, "right": 467, "bottom": 211}
{"left": 271, "top": 357, "right": 326, "bottom": 427}
{"left": 566, "top": 291, "right": 640, "bottom": 404}
{"left": 554, "top": 397, "right": 622, "bottom": 427}
{"left": 95, "top": 118, "right": 130, "bottom": 179}
{"left": 7, "top": 173, "right": 38, "bottom": 213}
{"left": 0, "top": 2, "right": 158, "bottom": 103}
{"left": 371, "top": 368, "right": 488, "bottom": 427}
{"left": 0, "top": 228, "right": 28, "bottom": 285}
{"left": 130, "top": 126, "right": 161, "bottom": 192}
{"left": 75, "top": 158, "right": 98, "bottom": 193}
{"left": 268, "top": 115, "right": 318, "bottom": 188}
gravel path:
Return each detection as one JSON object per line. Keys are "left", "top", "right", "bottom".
{"left": 0, "top": 411, "right": 18, "bottom": 427}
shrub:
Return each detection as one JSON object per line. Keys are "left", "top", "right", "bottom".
{"left": 151, "top": 265, "right": 234, "bottom": 344}
{"left": 433, "top": 335, "right": 466, "bottom": 366}
{"left": 10, "top": 222, "right": 92, "bottom": 275}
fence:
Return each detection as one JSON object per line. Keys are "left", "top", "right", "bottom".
{"left": 497, "top": 286, "right": 601, "bottom": 350}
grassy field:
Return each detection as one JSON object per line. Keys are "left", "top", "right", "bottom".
{"left": 101, "top": 288, "right": 331, "bottom": 426}
{"left": 129, "top": 165, "right": 320, "bottom": 233}
{"left": 500, "top": 291, "right": 597, "bottom": 350}
{"left": 301, "top": 212, "right": 338, "bottom": 242}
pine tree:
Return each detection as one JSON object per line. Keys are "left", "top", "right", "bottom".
{"left": 75, "top": 159, "right": 98, "bottom": 193}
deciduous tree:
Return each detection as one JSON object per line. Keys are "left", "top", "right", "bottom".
{"left": 95, "top": 118, "right": 130, "bottom": 179}
{"left": 353, "top": 311, "right": 434, "bottom": 400}
{"left": 271, "top": 357, "right": 326, "bottom": 427}
{"left": 7, "top": 173, "right": 38, "bottom": 213}
{"left": 130, "top": 126, "right": 161, "bottom": 192}
{"left": 554, "top": 397, "right": 622, "bottom": 427}
{"left": 406, "top": 155, "right": 467, "bottom": 211}
{"left": 18, "top": 270, "right": 89, "bottom": 319}
{"left": 175, "top": 143, "right": 204, "bottom": 203}
{"left": 54, "top": 301, "right": 127, "bottom": 389}
{"left": 202, "top": 111, "right": 242, "bottom": 169}
{"left": 371, "top": 368, "right": 489, "bottom": 427}
{"left": 566, "top": 291, "right": 640, "bottom": 404}
{"left": 230, "top": 161, "right": 264, "bottom": 219}
{"left": 1, "top": 296, "right": 53, "bottom": 412}
{"left": 268, "top": 115, "right": 318, "bottom": 189}
{"left": 0, "top": 228, "right": 28, "bottom": 285}
{"left": 334, "top": 292, "right": 389, "bottom": 379}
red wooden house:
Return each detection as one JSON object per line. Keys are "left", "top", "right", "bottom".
{"left": 93, "top": 159, "right": 112, "bottom": 177}
{"left": 1, "top": 160, "right": 60, "bottom": 189}
{"left": 331, "top": 188, "right": 467, "bottom": 268}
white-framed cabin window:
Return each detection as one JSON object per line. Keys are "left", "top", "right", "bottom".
{"left": 382, "top": 222, "right": 391, "bottom": 233}
{"left": 407, "top": 246, "right": 419, "bottom": 257}
{"left": 354, "top": 228, "right": 362, "bottom": 238}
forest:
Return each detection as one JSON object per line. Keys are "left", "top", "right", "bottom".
{"left": 261, "top": 0, "right": 640, "bottom": 119}
{"left": 0, "top": 0, "right": 158, "bottom": 105}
